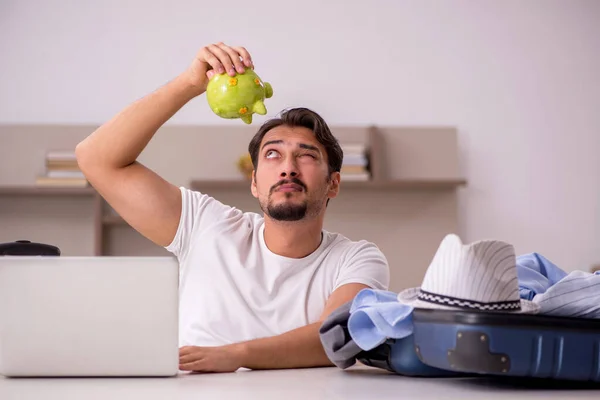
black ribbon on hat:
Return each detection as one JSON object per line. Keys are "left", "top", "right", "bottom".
{"left": 417, "top": 289, "right": 522, "bottom": 311}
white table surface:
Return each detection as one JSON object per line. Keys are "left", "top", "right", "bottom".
{"left": 1, "top": 365, "right": 599, "bottom": 400}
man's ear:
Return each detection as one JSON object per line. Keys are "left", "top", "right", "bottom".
{"left": 328, "top": 171, "right": 341, "bottom": 199}
{"left": 250, "top": 170, "right": 258, "bottom": 199}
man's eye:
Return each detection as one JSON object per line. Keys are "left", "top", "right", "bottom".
{"left": 301, "top": 153, "right": 316, "bottom": 159}
{"left": 265, "top": 150, "right": 279, "bottom": 159}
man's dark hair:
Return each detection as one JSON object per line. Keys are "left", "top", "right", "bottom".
{"left": 248, "top": 107, "right": 343, "bottom": 176}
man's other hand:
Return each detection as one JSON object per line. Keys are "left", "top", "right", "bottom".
{"left": 179, "top": 344, "right": 246, "bottom": 373}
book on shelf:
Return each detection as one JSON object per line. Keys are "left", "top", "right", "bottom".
{"left": 341, "top": 172, "right": 370, "bottom": 181}
{"left": 341, "top": 164, "right": 369, "bottom": 174}
{"left": 341, "top": 142, "right": 371, "bottom": 181}
{"left": 45, "top": 150, "right": 77, "bottom": 160}
{"left": 36, "top": 150, "right": 89, "bottom": 187}
{"left": 341, "top": 143, "right": 367, "bottom": 155}
{"left": 46, "top": 170, "right": 86, "bottom": 179}
{"left": 35, "top": 176, "right": 89, "bottom": 187}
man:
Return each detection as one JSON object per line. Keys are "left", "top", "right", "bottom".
{"left": 75, "top": 42, "right": 389, "bottom": 373}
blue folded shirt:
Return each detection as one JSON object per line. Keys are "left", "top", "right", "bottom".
{"left": 347, "top": 289, "right": 413, "bottom": 351}
{"left": 516, "top": 252, "right": 568, "bottom": 300}
{"left": 517, "top": 252, "right": 600, "bottom": 317}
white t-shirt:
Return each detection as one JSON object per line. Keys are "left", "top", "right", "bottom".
{"left": 165, "top": 187, "right": 390, "bottom": 347}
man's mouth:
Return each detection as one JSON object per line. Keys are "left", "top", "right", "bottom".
{"left": 276, "top": 183, "right": 304, "bottom": 192}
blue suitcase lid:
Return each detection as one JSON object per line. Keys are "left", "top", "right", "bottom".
{"left": 413, "top": 308, "right": 600, "bottom": 331}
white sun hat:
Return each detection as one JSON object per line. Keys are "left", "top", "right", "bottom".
{"left": 398, "top": 234, "right": 540, "bottom": 314}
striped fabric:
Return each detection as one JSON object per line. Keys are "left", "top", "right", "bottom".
{"left": 534, "top": 271, "right": 600, "bottom": 318}
{"left": 516, "top": 253, "right": 600, "bottom": 318}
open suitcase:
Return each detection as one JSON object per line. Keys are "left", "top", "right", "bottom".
{"left": 324, "top": 234, "right": 600, "bottom": 383}
{"left": 410, "top": 308, "right": 600, "bottom": 382}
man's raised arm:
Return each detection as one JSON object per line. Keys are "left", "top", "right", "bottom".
{"left": 75, "top": 43, "right": 253, "bottom": 247}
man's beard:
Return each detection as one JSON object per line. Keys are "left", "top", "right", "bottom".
{"left": 259, "top": 177, "right": 320, "bottom": 222}
{"left": 266, "top": 195, "right": 308, "bottom": 221}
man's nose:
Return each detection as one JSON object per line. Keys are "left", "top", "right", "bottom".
{"left": 280, "top": 158, "right": 299, "bottom": 178}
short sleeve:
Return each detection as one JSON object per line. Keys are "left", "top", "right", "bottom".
{"left": 164, "top": 186, "right": 240, "bottom": 261}
{"left": 334, "top": 241, "right": 390, "bottom": 291}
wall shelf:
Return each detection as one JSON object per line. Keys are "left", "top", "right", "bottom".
{"left": 190, "top": 178, "right": 467, "bottom": 192}
{"left": 81, "top": 177, "right": 469, "bottom": 228}
{"left": 98, "top": 178, "right": 469, "bottom": 228}
{"left": 0, "top": 186, "right": 95, "bottom": 196}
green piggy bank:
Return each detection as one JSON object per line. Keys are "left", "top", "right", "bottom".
{"left": 206, "top": 69, "right": 273, "bottom": 124}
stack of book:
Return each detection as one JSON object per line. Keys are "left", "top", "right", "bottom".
{"left": 340, "top": 143, "right": 370, "bottom": 181}
{"left": 36, "top": 150, "right": 88, "bottom": 187}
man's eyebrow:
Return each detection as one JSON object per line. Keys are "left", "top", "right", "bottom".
{"left": 261, "top": 140, "right": 319, "bottom": 153}
{"left": 299, "top": 143, "right": 319, "bottom": 152}
{"left": 261, "top": 140, "right": 283, "bottom": 150}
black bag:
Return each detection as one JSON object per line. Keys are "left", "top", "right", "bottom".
{"left": 0, "top": 240, "right": 61, "bottom": 256}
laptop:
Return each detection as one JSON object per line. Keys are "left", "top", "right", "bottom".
{"left": 0, "top": 256, "right": 179, "bottom": 377}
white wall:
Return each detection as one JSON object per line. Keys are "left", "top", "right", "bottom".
{"left": 1, "top": 0, "right": 599, "bottom": 272}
